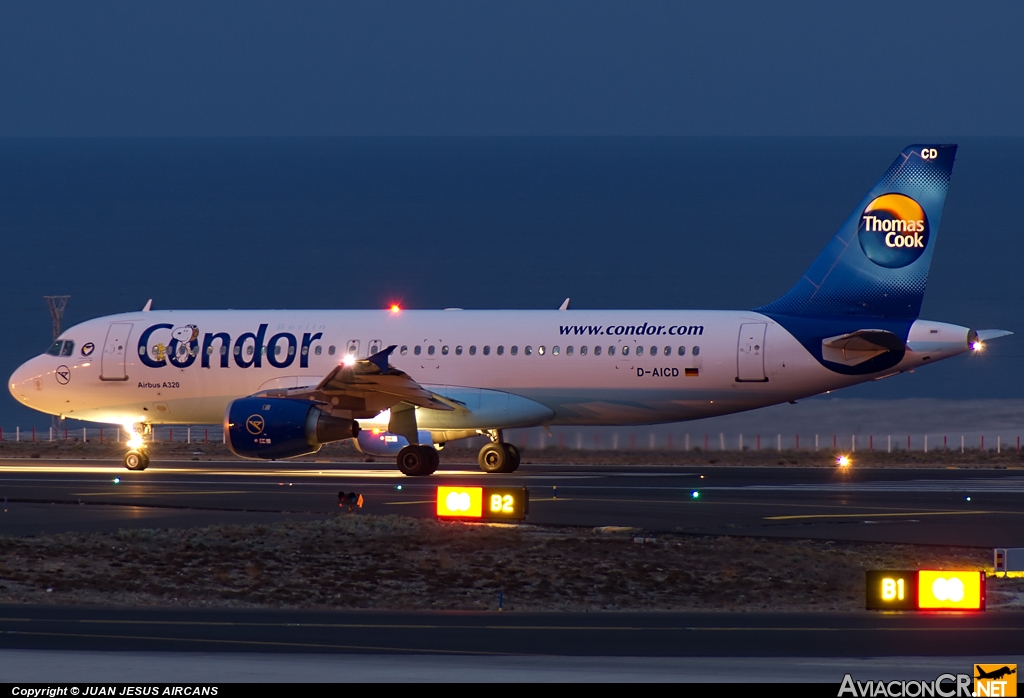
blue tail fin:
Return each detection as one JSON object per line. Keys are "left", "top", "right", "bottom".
{"left": 756, "top": 144, "right": 957, "bottom": 320}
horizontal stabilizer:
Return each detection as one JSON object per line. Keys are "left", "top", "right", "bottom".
{"left": 976, "top": 329, "right": 1013, "bottom": 342}
{"left": 821, "top": 329, "right": 905, "bottom": 367}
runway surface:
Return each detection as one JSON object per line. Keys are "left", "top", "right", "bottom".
{"left": 1, "top": 605, "right": 1022, "bottom": 657}
{"left": 1, "top": 457, "right": 1024, "bottom": 546}
{"left": 5, "top": 650, "right": 1021, "bottom": 682}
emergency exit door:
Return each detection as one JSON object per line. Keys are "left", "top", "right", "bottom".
{"left": 101, "top": 322, "right": 132, "bottom": 381}
{"left": 736, "top": 323, "right": 767, "bottom": 382}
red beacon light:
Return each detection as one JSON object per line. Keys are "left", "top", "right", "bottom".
{"left": 389, "top": 304, "right": 401, "bottom": 314}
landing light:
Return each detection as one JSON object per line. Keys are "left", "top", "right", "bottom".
{"left": 837, "top": 455, "right": 851, "bottom": 467}
{"left": 127, "top": 434, "right": 143, "bottom": 449}
{"left": 972, "top": 341, "right": 984, "bottom": 352}
{"left": 342, "top": 355, "right": 356, "bottom": 367}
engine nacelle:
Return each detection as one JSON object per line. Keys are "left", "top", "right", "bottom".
{"left": 354, "top": 429, "right": 432, "bottom": 456}
{"left": 225, "top": 397, "right": 360, "bottom": 460}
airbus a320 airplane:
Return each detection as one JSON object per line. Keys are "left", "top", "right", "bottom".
{"left": 8, "top": 145, "right": 1011, "bottom": 475}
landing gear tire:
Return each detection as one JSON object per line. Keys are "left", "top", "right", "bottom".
{"left": 503, "top": 444, "right": 521, "bottom": 473}
{"left": 478, "top": 442, "right": 509, "bottom": 473}
{"left": 425, "top": 446, "right": 440, "bottom": 475}
{"left": 397, "top": 445, "right": 437, "bottom": 477}
{"left": 124, "top": 450, "right": 149, "bottom": 471}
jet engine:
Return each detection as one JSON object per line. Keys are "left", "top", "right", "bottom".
{"left": 224, "top": 397, "right": 359, "bottom": 460}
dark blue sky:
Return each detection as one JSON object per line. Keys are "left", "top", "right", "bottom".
{"left": 1, "top": 1, "right": 1022, "bottom": 137}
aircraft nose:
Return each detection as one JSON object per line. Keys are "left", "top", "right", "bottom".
{"left": 9, "top": 357, "right": 42, "bottom": 406}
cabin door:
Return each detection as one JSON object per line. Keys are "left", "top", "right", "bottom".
{"left": 101, "top": 322, "right": 132, "bottom": 381}
{"left": 736, "top": 323, "right": 767, "bottom": 382}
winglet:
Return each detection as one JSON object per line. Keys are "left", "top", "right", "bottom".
{"left": 142, "top": 299, "right": 152, "bottom": 312}
{"left": 367, "top": 345, "right": 397, "bottom": 374}
{"left": 558, "top": 298, "right": 570, "bottom": 311}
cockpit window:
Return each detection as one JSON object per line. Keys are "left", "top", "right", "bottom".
{"left": 46, "top": 340, "right": 62, "bottom": 356}
{"left": 60, "top": 341, "right": 74, "bottom": 356}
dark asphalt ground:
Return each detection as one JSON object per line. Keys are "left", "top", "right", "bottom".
{"left": 0, "top": 458, "right": 1022, "bottom": 667}
{"left": 1, "top": 457, "right": 1023, "bottom": 546}
{"left": 1, "top": 604, "right": 1022, "bottom": 656}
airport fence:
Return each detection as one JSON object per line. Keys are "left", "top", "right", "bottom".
{"left": 0, "top": 425, "right": 227, "bottom": 444}
{"left": 506, "top": 430, "right": 1024, "bottom": 453}
{"left": 0, "top": 425, "right": 1023, "bottom": 453}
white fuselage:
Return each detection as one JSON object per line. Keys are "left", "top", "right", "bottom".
{"left": 8, "top": 308, "right": 973, "bottom": 434}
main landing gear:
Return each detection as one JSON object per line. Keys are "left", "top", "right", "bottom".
{"left": 123, "top": 423, "right": 150, "bottom": 471}
{"left": 396, "top": 444, "right": 439, "bottom": 477}
{"left": 478, "top": 439, "right": 521, "bottom": 474}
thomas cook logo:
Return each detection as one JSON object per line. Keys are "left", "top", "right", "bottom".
{"left": 246, "top": 415, "right": 265, "bottom": 435}
{"left": 858, "top": 193, "right": 929, "bottom": 268}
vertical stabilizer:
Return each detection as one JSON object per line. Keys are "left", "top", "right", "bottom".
{"left": 757, "top": 144, "right": 956, "bottom": 320}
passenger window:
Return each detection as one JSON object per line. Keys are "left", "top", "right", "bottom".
{"left": 301, "top": 346, "right": 309, "bottom": 356}
{"left": 234, "top": 346, "right": 241, "bottom": 356}
{"left": 221, "top": 346, "right": 228, "bottom": 355}
{"left": 636, "top": 346, "right": 643, "bottom": 356}
{"left": 46, "top": 340, "right": 62, "bottom": 356}
{"left": 469, "top": 346, "right": 476, "bottom": 355}
{"left": 289, "top": 345, "right": 295, "bottom": 356}
{"left": 247, "top": 346, "right": 254, "bottom": 356}
{"left": 274, "top": 345, "right": 283, "bottom": 356}
{"left": 61, "top": 341, "right": 74, "bottom": 356}
{"left": 678, "top": 346, "right": 686, "bottom": 356}
{"left": 428, "top": 346, "right": 436, "bottom": 356}
{"left": 497, "top": 346, "right": 504, "bottom": 356}
{"left": 664, "top": 346, "right": 671, "bottom": 356}
{"left": 206, "top": 346, "right": 214, "bottom": 355}
{"left": 539, "top": 346, "right": 546, "bottom": 355}
{"left": 455, "top": 346, "right": 462, "bottom": 355}
{"left": 622, "top": 346, "right": 629, "bottom": 356}
{"left": 524, "top": 346, "right": 531, "bottom": 356}
{"left": 483, "top": 346, "right": 490, "bottom": 355}
{"left": 315, "top": 345, "right": 322, "bottom": 355}
{"left": 594, "top": 346, "right": 601, "bottom": 356}
{"left": 511, "top": 346, "right": 518, "bottom": 356}
{"left": 693, "top": 346, "right": 700, "bottom": 356}
{"left": 414, "top": 345, "right": 422, "bottom": 356}
{"left": 400, "top": 346, "right": 408, "bottom": 355}
{"left": 442, "top": 345, "right": 450, "bottom": 355}
{"left": 581, "top": 346, "right": 587, "bottom": 355}
{"left": 608, "top": 346, "right": 616, "bottom": 356}
{"left": 328, "top": 346, "right": 336, "bottom": 356}
{"left": 566, "top": 346, "right": 573, "bottom": 356}
{"left": 552, "top": 346, "right": 559, "bottom": 356}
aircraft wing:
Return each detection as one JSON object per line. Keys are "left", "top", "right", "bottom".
{"left": 257, "top": 345, "right": 454, "bottom": 417}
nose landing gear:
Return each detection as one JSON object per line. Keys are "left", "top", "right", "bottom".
{"left": 124, "top": 450, "right": 149, "bottom": 471}
{"left": 477, "top": 431, "right": 521, "bottom": 473}
{"left": 123, "top": 423, "right": 150, "bottom": 471}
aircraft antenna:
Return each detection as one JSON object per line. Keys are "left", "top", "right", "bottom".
{"left": 44, "top": 295, "right": 70, "bottom": 341}
{"left": 43, "top": 295, "right": 70, "bottom": 435}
